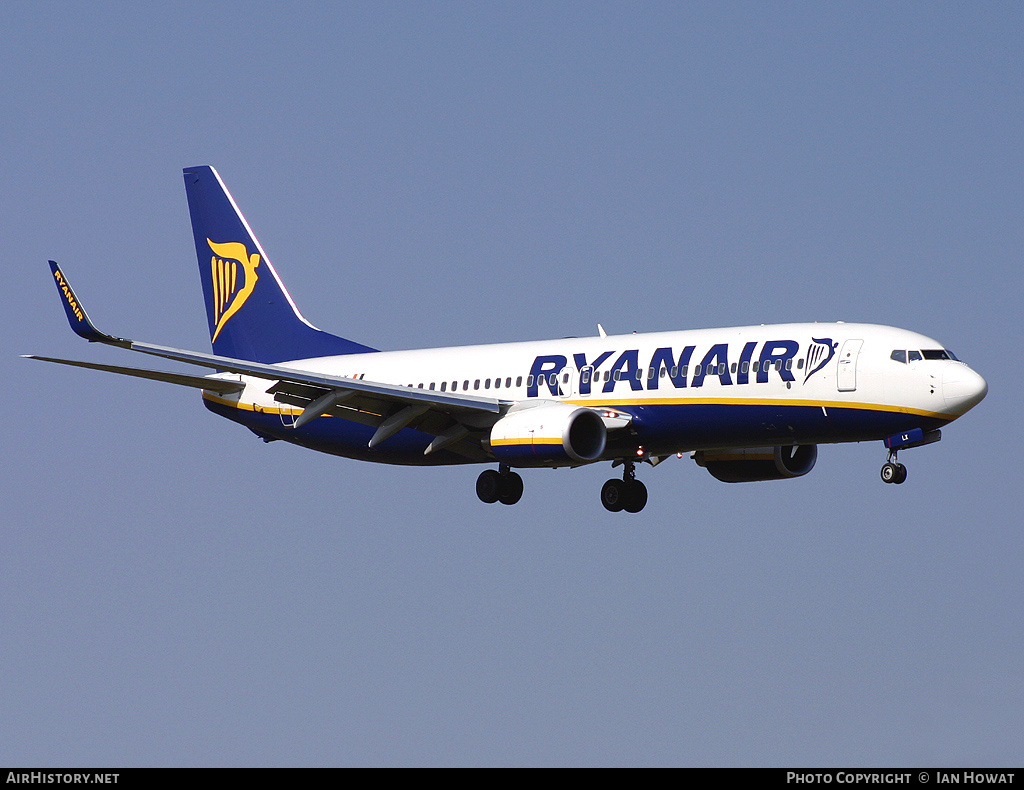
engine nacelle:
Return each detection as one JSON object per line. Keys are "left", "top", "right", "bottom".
{"left": 489, "top": 403, "right": 607, "bottom": 467}
{"left": 693, "top": 445, "right": 817, "bottom": 483}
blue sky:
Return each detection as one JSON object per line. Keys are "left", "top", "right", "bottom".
{"left": 3, "top": 1, "right": 1022, "bottom": 766}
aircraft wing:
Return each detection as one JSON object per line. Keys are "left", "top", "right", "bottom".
{"left": 21, "top": 355, "right": 246, "bottom": 394}
{"left": 33, "top": 261, "right": 501, "bottom": 457}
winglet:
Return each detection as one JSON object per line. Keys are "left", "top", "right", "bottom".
{"left": 48, "top": 261, "right": 130, "bottom": 347}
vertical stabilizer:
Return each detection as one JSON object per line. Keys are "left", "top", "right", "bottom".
{"left": 183, "top": 166, "right": 376, "bottom": 363}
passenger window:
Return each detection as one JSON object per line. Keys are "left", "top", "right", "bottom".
{"left": 526, "top": 375, "right": 534, "bottom": 387}
{"left": 430, "top": 382, "right": 435, "bottom": 390}
{"left": 635, "top": 369, "right": 643, "bottom": 381}
{"left": 785, "top": 359, "right": 792, "bottom": 371}
{"left": 648, "top": 367, "right": 656, "bottom": 380}
{"left": 440, "top": 381, "right": 447, "bottom": 392}
{"left": 741, "top": 361, "right": 748, "bottom": 373}
{"left": 613, "top": 370, "right": 621, "bottom": 381}
{"left": 581, "top": 369, "right": 591, "bottom": 384}
{"left": 507, "top": 377, "right": 513, "bottom": 388}
{"left": 890, "top": 350, "right": 907, "bottom": 364}
{"left": 485, "top": 378, "right": 491, "bottom": 389}
{"left": 604, "top": 370, "right": 610, "bottom": 382}
{"left": 474, "top": 380, "right": 480, "bottom": 390}
{"left": 694, "top": 365, "right": 701, "bottom": 376}
{"left": 660, "top": 368, "right": 666, "bottom": 379}
{"left": 730, "top": 363, "right": 737, "bottom": 374}
{"left": 517, "top": 376, "right": 523, "bottom": 387}
{"left": 797, "top": 358, "right": 804, "bottom": 369}
{"left": 549, "top": 373, "right": 557, "bottom": 386}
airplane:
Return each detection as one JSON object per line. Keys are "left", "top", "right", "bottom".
{"left": 27, "top": 166, "right": 988, "bottom": 513}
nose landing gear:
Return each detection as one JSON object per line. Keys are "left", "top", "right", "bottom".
{"left": 880, "top": 428, "right": 942, "bottom": 485}
{"left": 880, "top": 452, "right": 908, "bottom": 485}
{"left": 601, "top": 460, "right": 648, "bottom": 513}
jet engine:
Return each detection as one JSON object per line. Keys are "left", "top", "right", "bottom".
{"left": 693, "top": 445, "right": 817, "bottom": 483}
{"left": 489, "top": 403, "right": 606, "bottom": 466}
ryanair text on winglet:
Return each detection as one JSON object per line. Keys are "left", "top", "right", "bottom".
{"left": 53, "top": 267, "right": 84, "bottom": 323}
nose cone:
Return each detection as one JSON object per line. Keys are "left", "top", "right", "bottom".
{"left": 943, "top": 364, "right": 988, "bottom": 415}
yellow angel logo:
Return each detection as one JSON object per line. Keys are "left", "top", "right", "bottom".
{"left": 207, "top": 239, "right": 260, "bottom": 342}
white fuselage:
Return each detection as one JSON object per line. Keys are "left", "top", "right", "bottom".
{"left": 202, "top": 321, "right": 986, "bottom": 465}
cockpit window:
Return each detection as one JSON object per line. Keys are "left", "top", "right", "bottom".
{"left": 896, "top": 349, "right": 959, "bottom": 362}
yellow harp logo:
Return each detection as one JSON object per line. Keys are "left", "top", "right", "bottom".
{"left": 207, "top": 239, "right": 260, "bottom": 342}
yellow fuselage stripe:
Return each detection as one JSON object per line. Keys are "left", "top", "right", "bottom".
{"left": 202, "top": 392, "right": 956, "bottom": 423}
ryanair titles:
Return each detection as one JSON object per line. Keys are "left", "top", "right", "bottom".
{"left": 52, "top": 267, "right": 84, "bottom": 323}
{"left": 526, "top": 338, "right": 836, "bottom": 398}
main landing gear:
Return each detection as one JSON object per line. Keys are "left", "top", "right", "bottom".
{"left": 601, "top": 460, "right": 648, "bottom": 513}
{"left": 880, "top": 451, "right": 908, "bottom": 485}
{"left": 476, "top": 461, "right": 650, "bottom": 513}
{"left": 476, "top": 464, "right": 524, "bottom": 505}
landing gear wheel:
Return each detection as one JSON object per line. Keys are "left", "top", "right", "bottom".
{"left": 476, "top": 469, "right": 501, "bottom": 503}
{"left": 498, "top": 472, "right": 524, "bottom": 505}
{"left": 603, "top": 459, "right": 650, "bottom": 513}
{"left": 623, "top": 480, "right": 648, "bottom": 513}
{"left": 881, "top": 462, "right": 908, "bottom": 484}
{"left": 478, "top": 468, "right": 524, "bottom": 505}
{"left": 601, "top": 479, "right": 627, "bottom": 512}
{"left": 881, "top": 446, "right": 909, "bottom": 485}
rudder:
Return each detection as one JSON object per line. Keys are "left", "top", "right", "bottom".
{"left": 183, "top": 165, "right": 376, "bottom": 363}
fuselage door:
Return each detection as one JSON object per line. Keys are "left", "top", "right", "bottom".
{"left": 837, "top": 339, "right": 863, "bottom": 392}
{"left": 559, "top": 364, "right": 579, "bottom": 399}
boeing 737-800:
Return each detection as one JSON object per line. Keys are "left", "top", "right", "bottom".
{"left": 27, "top": 166, "right": 988, "bottom": 513}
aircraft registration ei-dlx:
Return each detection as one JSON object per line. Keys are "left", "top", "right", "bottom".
{"left": 28, "top": 166, "right": 988, "bottom": 513}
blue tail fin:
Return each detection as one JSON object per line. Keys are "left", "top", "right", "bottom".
{"left": 183, "top": 166, "right": 376, "bottom": 363}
